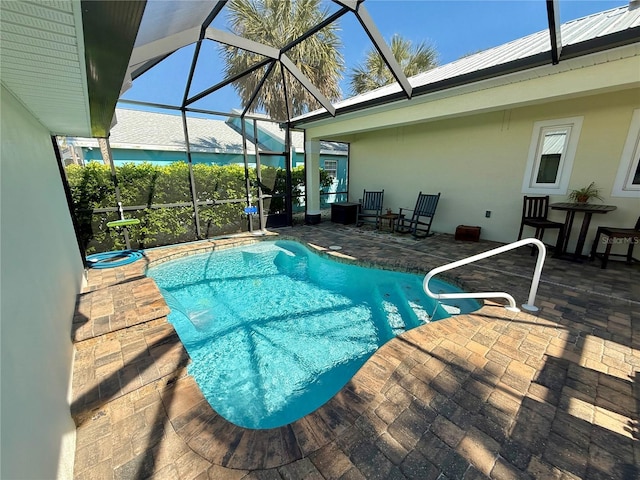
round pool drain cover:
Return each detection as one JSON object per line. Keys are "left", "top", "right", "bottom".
{"left": 329, "top": 245, "right": 342, "bottom": 250}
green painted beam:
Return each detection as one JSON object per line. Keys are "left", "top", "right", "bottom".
{"left": 82, "top": 0, "right": 146, "bottom": 137}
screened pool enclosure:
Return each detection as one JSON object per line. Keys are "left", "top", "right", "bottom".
{"left": 52, "top": 0, "right": 587, "bottom": 256}
{"left": 56, "top": 0, "right": 419, "bottom": 254}
{"left": 59, "top": 111, "right": 348, "bottom": 254}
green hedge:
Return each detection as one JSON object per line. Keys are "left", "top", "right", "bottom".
{"left": 65, "top": 162, "right": 331, "bottom": 253}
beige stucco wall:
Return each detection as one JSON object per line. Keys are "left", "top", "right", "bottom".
{"left": 1, "top": 86, "right": 84, "bottom": 479}
{"left": 308, "top": 87, "right": 640, "bottom": 256}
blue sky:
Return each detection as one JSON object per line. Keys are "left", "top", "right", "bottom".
{"left": 121, "top": 0, "right": 628, "bottom": 114}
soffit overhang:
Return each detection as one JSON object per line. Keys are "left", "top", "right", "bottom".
{"left": 0, "top": 0, "right": 145, "bottom": 137}
{"left": 0, "top": 0, "right": 91, "bottom": 136}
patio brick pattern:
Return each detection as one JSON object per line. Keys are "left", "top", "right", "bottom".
{"left": 73, "top": 277, "right": 170, "bottom": 342}
{"left": 71, "top": 223, "right": 639, "bottom": 479}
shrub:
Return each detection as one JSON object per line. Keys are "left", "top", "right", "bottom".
{"left": 65, "top": 162, "right": 330, "bottom": 253}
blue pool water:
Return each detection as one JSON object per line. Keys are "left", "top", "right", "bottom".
{"left": 148, "top": 240, "right": 478, "bottom": 429}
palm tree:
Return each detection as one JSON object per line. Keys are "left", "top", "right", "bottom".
{"left": 348, "top": 34, "right": 437, "bottom": 96}
{"left": 221, "top": 0, "right": 344, "bottom": 121}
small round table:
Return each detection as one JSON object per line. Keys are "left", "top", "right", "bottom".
{"left": 379, "top": 213, "right": 402, "bottom": 233}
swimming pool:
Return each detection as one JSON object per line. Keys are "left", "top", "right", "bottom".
{"left": 149, "top": 240, "right": 478, "bottom": 429}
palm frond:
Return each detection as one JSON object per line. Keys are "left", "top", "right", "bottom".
{"left": 220, "top": 0, "right": 344, "bottom": 120}
{"left": 348, "top": 34, "right": 438, "bottom": 96}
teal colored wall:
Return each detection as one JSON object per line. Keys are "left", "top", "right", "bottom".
{"left": 82, "top": 148, "right": 246, "bottom": 166}
{"left": 82, "top": 148, "right": 345, "bottom": 174}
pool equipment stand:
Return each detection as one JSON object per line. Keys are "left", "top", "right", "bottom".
{"left": 106, "top": 202, "right": 140, "bottom": 250}
{"left": 244, "top": 205, "right": 258, "bottom": 233}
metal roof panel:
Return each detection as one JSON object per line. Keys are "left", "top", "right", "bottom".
{"left": 294, "top": 5, "right": 640, "bottom": 122}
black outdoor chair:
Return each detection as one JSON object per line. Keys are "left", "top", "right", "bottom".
{"left": 356, "top": 189, "right": 384, "bottom": 228}
{"left": 396, "top": 192, "right": 441, "bottom": 238}
{"left": 517, "top": 195, "right": 565, "bottom": 255}
{"left": 589, "top": 215, "right": 640, "bottom": 269}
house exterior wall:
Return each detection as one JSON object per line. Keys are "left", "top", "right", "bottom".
{"left": 1, "top": 86, "right": 84, "bottom": 479}
{"left": 312, "top": 88, "right": 639, "bottom": 253}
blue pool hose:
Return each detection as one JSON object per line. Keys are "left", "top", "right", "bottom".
{"left": 86, "top": 250, "right": 143, "bottom": 269}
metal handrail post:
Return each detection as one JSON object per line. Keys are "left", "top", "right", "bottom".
{"left": 423, "top": 238, "right": 546, "bottom": 313}
{"left": 523, "top": 239, "right": 546, "bottom": 311}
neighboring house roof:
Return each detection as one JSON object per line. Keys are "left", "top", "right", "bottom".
{"left": 69, "top": 108, "right": 347, "bottom": 156}
{"left": 70, "top": 108, "right": 252, "bottom": 153}
{"left": 227, "top": 109, "right": 349, "bottom": 155}
{"left": 319, "top": 141, "right": 349, "bottom": 155}
{"left": 293, "top": 4, "right": 640, "bottom": 124}
{"left": 117, "top": 109, "right": 251, "bottom": 153}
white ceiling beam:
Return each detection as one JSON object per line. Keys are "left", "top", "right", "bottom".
{"left": 205, "top": 27, "right": 280, "bottom": 59}
{"left": 280, "top": 55, "right": 336, "bottom": 116}
{"left": 346, "top": 2, "right": 413, "bottom": 99}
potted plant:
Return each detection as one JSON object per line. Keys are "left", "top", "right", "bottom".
{"left": 568, "top": 182, "right": 603, "bottom": 203}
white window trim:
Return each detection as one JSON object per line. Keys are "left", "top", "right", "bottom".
{"left": 611, "top": 109, "right": 640, "bottom": 198}
{"left": 323, "top": 159, "right": 338, "bottom": 178}
{"left": 521, "top": 116, "right": 583, "bottom": 195}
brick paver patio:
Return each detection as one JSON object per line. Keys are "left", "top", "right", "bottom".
{"left": 71, "top": 223, "right": 639, "bottom": 479}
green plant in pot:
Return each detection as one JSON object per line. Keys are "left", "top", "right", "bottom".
{"left": 568, "top": 182, "right": 603, "bottom": 203}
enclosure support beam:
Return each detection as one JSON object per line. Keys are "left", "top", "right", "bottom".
{"left": 128, "top": 26, "right": 200, "bottom": 69}
{"left": 280, "top": 55, "right": 336, "bottom": 116}
{"left": 341, "top": 1, "right": 413, "bottom": 99}
{"left": 546, "top": 0, "right": 562, "bottom": 64}
{"left": 241, "top": 118, "right": 255, "bottom": 232}
{"left": 98, "top": 137, "right": 131, "bottom": 249}
{"left": 186, "top": 58, "right": 272, "bottom": 106}
{"left": 304, "top": 139, "right": 322, "bottom": 224}
{"left": 284, "top": 124, "right": 293, "bottom": 226}
{"left": 181, "top": 111, "right": 202, "bottom": 238}
{"left": 242, "top": 61, "right": 277, "bottom": 118}
{"left": 52, "top": 136, "right": 87, "bottom": 266}
{"left": 251, "top": 119, "right": 266, "bottom": 230}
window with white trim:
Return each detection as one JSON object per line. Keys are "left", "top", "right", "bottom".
{"left": 521, "top": 117, "right": 583, "bottom": 194}
{"left": 322, "top": 159, "right": 337, "bottom": 179}
{"left": 612, "top": 109, "right": 640, "bottom": 198}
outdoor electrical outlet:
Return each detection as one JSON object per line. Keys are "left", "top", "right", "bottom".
{"left": 485, "top": 210, "right": 491, "bottom": 218}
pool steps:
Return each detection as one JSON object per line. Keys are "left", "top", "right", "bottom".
{"left": 374, "top": 283, "right": 436, "bottom": 337}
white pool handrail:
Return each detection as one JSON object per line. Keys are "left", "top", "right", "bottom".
{"left": 423, "top": 238, "right": 546, "bottom": 313}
